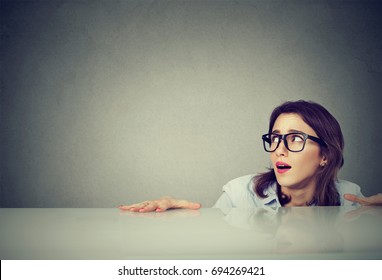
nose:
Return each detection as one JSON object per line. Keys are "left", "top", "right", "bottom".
{"left": 274, "top": 139, "right": 288, "bottom": 157}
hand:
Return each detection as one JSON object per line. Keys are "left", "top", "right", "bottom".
{"left": 343, "top": 193, "right": 382, "bottom": 206}
{"left": 118, "top": 196, "right": 201, "bottom": 212}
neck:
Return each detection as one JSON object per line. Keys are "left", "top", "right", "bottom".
{"left": 280, "top": 183, "right": 316, "bottom": 207}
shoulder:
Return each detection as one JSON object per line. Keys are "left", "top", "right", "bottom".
{"left": 222, "top": 175, "right": 256, "bottom": 195}
{"left": 335, "top": 180, "right": 362, "bottom": 195}
{"left": 222, "top": 175, "right": 255, "bottom": 188}
{"left": 220, "top": 175, "right": 257, "bottom": 207}
{"left": 218, "top": 175, "right": 279, "bottom": 208}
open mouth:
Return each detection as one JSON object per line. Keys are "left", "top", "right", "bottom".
{"left": 276, "top": 162, "right": 292, "bottom": 173}
{"left": 277, "top": 165, "right": 291, "bottom": 170}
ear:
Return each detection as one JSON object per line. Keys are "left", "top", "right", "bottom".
{"left": 320, "top": 155, "right": 328, "bottom": 167}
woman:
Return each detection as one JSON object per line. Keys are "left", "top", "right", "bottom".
{"left": 119, "top": 100, "right": 382, "bottom": 212}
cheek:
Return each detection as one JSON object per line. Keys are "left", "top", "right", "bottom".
{"left": 295, "top": 150, "right": 322, "bottom": 169}
{"left": 270, "top": 153, "right": 278, "bottom": 164}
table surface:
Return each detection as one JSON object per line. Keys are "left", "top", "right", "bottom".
{"left": 1, "top": 206, "right": 381, "bottom": 260}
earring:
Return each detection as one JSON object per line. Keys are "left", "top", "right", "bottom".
{"left": 320, "top": 163, "right": 326, "bottom": 167}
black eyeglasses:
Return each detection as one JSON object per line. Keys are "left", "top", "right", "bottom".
{"left": 262, "top": 133, "right": 327, "bottom": 152}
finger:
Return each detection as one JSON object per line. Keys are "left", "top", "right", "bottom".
{"left": 118, "top": 201, "right": 151, "bottom": 212}
{"left": 343, "top": 194, "right": 369, "bottom": 205}
{"left": 343, "top": 194, "right": 362, "bottom": 203}
{"left": 344, "top": 194, "right": 375, "bottom": 206}
{"left": 118, "top": 205, "right": 137, "bottom": 211}
{"left": 139, "top": 202, "right": 160, "bottom": 212}
{"left": 154, "top": 200, "right": 172, "bottom": 212}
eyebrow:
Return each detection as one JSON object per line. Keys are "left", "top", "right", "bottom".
{"left": 271, "top": 129, "right": 305, "bottom": 134}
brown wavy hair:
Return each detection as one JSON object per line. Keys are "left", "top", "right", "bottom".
{"left": 254, "top": 100, "right": 344, "bottom": 206}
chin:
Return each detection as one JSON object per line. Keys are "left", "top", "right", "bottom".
{"left": 275, "top": 177, "right": 298, "bottom": 189}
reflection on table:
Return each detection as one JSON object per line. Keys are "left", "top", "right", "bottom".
{"left": 0, "top": 206, "right": 381, "bottom": 259}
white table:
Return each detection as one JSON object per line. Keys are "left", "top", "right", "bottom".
{"left": 1, "top": 207, "right": 381, "bottom": 259}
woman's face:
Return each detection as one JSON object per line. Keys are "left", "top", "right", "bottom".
{"left": 270, "top": 113, "right": 326, "bottom": 191}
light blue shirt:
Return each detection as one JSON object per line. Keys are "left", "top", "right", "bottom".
{"left": 213, "top": 174, "right": 363, "bottom": 209}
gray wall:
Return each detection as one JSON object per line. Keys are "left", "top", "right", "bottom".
{"left": 1, "top": 0, "right": 381, "bottom": 208}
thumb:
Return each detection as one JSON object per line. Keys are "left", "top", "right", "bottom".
{"left": 174, "top": 199, "right": 202, "bottom": 210}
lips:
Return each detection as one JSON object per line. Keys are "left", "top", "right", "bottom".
{"left": 276, "top": 161, "right": 292, "bottom": 174}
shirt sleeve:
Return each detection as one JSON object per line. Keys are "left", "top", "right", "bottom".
{"left": 212, "top": 192, "right": 235, "bottom": 208}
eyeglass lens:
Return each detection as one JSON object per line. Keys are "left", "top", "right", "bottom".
{"left": 265, "top": 133, "right": 306, "bottom": 152}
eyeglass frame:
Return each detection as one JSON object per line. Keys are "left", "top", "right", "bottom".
{"left": 262, "top": 132, "right": 327, "bottom": 153}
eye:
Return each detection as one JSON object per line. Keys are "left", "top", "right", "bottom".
{"left": 291, "top": 134, "right": 304, "bottom": 142}
{"left": 270, "top": 134, "right": 280, "bottom": 143}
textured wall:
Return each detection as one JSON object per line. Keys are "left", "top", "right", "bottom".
{"left": 1, "top": 0, "right": 381, "bottom": 207}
